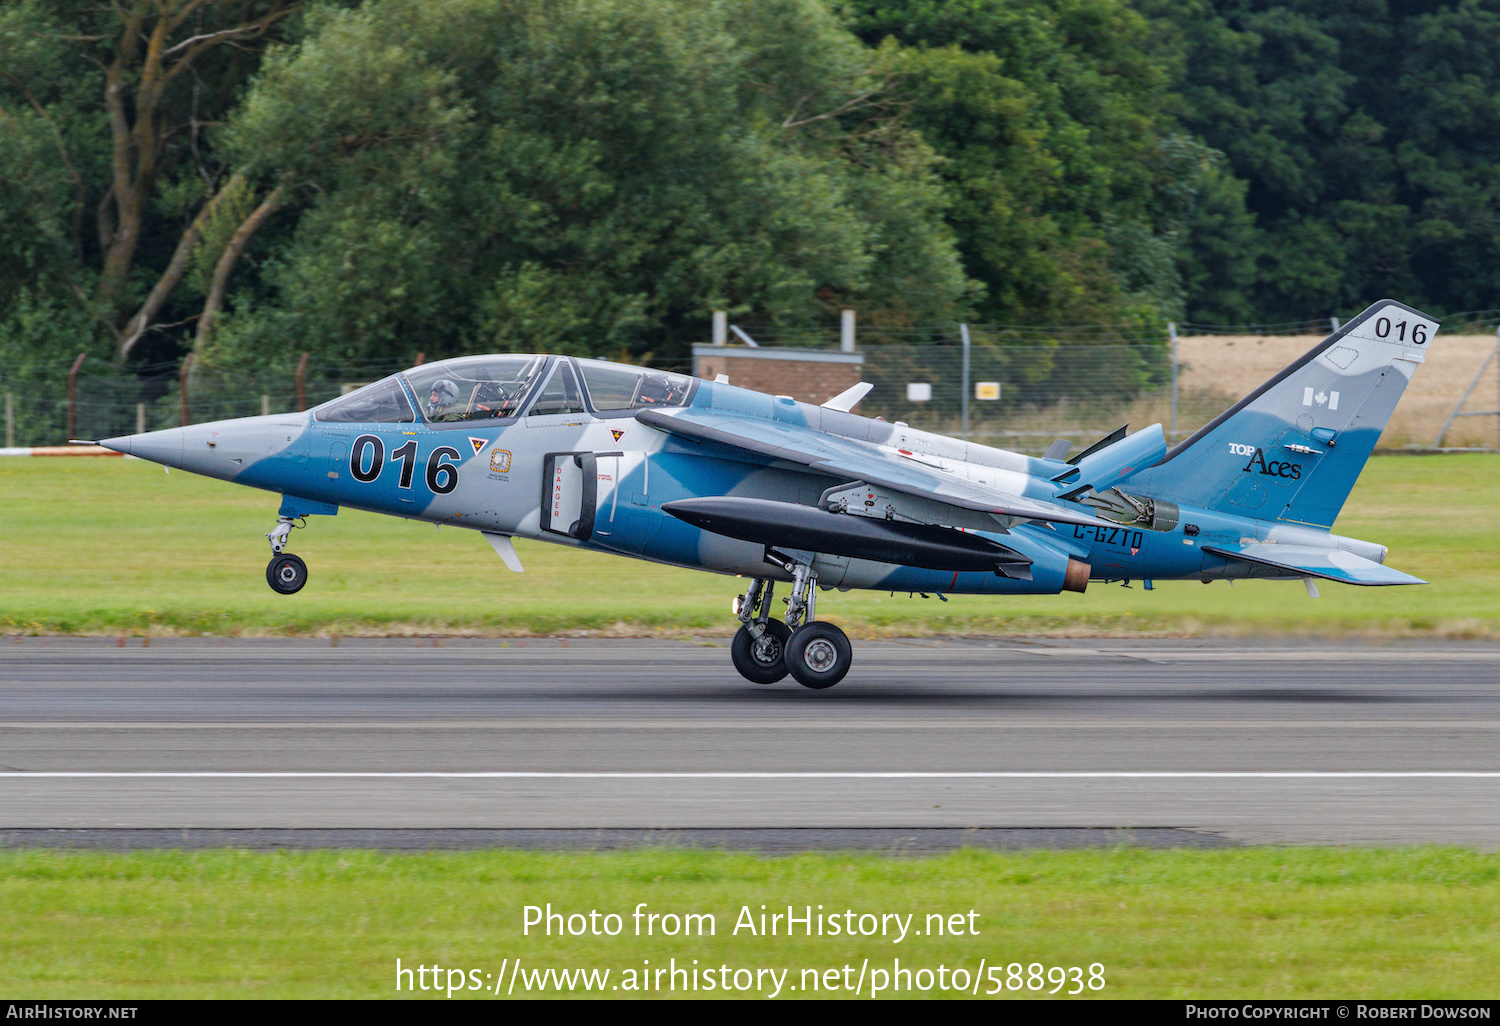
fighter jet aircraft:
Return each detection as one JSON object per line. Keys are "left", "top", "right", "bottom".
{"left": 97, "top": 299, "right": 1436, "bottom": 688}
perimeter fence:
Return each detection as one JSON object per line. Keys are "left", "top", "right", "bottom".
{"left": 4, "top": 310, "right": 1498, "bottom": 453}
{"left": 726, "top": 312, "right": 1500, "bottom": 452}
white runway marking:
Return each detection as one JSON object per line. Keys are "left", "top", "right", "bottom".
{"left": 5, "top": 771, "right": 1499, "bottom": 779}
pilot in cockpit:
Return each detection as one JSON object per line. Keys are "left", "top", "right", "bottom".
{"left": 426, "top": 378, "right": 462, "bottom": 420}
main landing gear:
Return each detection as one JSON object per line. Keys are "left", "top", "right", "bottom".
{"left": 731, "top": 562, "right": 852, "bottom": 689}
{"left": 265, "top": 516, "right": 307, "bottom": 595}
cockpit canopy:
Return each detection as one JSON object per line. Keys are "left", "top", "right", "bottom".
{"left": 573, "top": 358, "right": 692, "bottom": 412}
{"left": 406, "top": 355, "right": 549, "bottom": 422}
{"left": 312, "top": 355, "right": 693, "bottom": 424}
{"left": 313, "top": 377, "right": 415, "bottom": 423}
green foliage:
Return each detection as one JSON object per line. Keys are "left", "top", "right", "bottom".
{"left": 0, "top": 1, "right": 97, "bottom": 315}
{"left": 6, "top": 0, "right": 1500, "bottom": 371}
{"left": 0, "top": 0, "right": 110, "bottom": 442}
{"left": 0, "top": 289, "right": 105, "bottom": 444}
{"left": 184, "top": 176, "right": 260, "bottom": 300}
{"left": 841, "top": 0, "right": 1201, "bottom": 325}
{"left": 1136, "top": 0, "right": 1500, "bottom": 323}
{"left": 0, "top": 1, "right": 309, "bottom": 366}
{"left": 207, "top": 0, "right": 975, "bottom": 369}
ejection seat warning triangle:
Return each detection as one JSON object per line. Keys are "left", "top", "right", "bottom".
{"left": 467, "top": 437, "right": 487, "bottom": 455}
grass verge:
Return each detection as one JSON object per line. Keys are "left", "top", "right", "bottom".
{"left": 1, "top": 847, "right": 1497, "bottom": 998}
{"left": 3, "top": 454, "right": 1497, "bottom": 637}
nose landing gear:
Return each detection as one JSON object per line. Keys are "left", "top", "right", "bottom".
{"left": 264, "top": 516, "right": 308, "bottom": 595}
{"left": 730, "top": 560, "right": 853, "bottom": 689}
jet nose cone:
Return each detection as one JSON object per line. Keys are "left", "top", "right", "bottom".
{"left": 100, "top": 427, "right": 185, "bottom": 466}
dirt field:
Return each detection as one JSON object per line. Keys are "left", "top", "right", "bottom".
{"left": 953, "top": 331, "right": 1499, "bottom": 453}
{"left": 1177, "top": 332, "right": 1500, "bottom": 449}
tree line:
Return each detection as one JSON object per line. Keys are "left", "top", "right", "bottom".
{"left": 3, "top": 0, "right": 1498, "bottom": 380}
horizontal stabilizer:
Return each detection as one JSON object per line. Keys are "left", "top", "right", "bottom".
{"left": 1066, "top": 425, "right": 1128, "bottom": 465}
{"left": 1203, "top": 542, "right": 1425, "bottom": 586}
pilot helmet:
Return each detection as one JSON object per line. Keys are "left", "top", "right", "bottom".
{"left": 427, "top": 378, "right": 460, "bottom": 412}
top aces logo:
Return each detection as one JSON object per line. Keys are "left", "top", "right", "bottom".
{"left": 1229, "top": 443, "right": 1302, "bottom": 480}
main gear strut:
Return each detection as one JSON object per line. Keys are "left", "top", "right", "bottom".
{"left": 729, "top": 577, "right": 790, "bottom": 684}
{"left": 727, "top": 557, "right": 852, "bottom": 689}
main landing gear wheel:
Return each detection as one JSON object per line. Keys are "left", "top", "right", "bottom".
{"left": 785, "top": 621, "right": 852, "bottom": 690}
{"left": 266, "top": 553, "right": 308, "bottom": 595}
{"left": 731, "top": 619, "right": 792, "bottom": 684}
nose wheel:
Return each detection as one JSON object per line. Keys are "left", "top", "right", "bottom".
{"left": 264, "top": 515, "right": 308, "bottom": 594}
{"left": 266, "top": 552, "right": 308, "bottom": 595}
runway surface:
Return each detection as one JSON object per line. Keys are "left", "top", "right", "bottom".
{"left": 2, "top": 636, "right": 1498, "bottom": 848}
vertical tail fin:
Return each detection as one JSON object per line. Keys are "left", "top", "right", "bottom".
{"left": 1128, "top": 300, "right": 1439, "bottom": 528}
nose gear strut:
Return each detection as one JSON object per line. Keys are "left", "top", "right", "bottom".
{"left": 266, "top": 517, "right": 296, "bottom": 555}
{"left": 264, "top": 515, "right": 308, "bottom": 594}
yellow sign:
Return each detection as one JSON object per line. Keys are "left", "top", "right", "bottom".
{"left": 975, "top": 382, "right": 1001, "bottom": 401}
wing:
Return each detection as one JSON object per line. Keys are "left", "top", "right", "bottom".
{"left": 635, "top": 407, "right": 1112, "bottom": 529}
{"left": 1203, "top": 542, "right": 1426, "bottom": 586}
